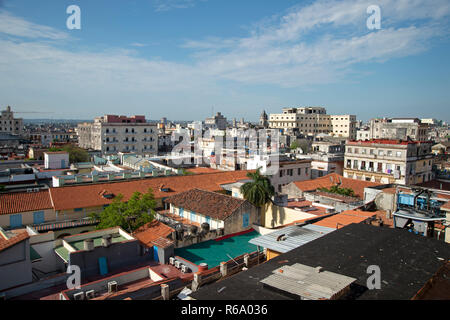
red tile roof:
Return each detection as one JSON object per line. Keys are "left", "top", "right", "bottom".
{"left": 0, "top": 190, "right": 53, "bottom": 215}
{"left": 133, "top": 220, "right": 174, "bottom": 247}
{"left": 0, "top": 230, "right": 29, "bottom": 253}
{"left": 164, "top": 188, "right": 248, "bottom": 221}
{"left": 348, "top": 139, "right": 431, "bottom": 145}
{"left": 151, "top": 237, "right": 175, "bottom": 249}
{"left": 49, "top": 170, "right": 251, "bottom": 211}
{"left": 313, "top": 210, "right": 377, "bottom": 229}
{"left": 292, "top": 173, "right": 380, "bottom": 199}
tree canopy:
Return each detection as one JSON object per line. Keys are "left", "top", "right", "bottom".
{"left": 318, "top": 185, "right": 356, "bottom": 197}
{"left": 91, "top": 188, "right": 157, "bottom": 233}
{"left": 49, "top": 144, "right": 89, "bottom": 163}
{"left": 240, "top": 168, "right": 275, "bottom": 207}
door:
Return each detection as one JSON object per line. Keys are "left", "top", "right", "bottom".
{"left": 33, "top": 211, "right": 45, "bottom": 225}
{"left": 243, "top": 213, "right": 250, "bottom": 228}
{"left": 10, "top": 214, "right": 22, "bottom": 228}
{"left": 179, "top": 208, "right": 184, "bottom": 218}
{"left": 61, "top": 159, "right": 66, "bottom": 168}
{"left": 98, "top": 257, "right": 109, "bottom": 276}
{"left": 153, "top": 246, "right": 159, "bottom": 262}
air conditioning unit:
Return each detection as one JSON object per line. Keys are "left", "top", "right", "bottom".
{"left": 73, "top": 292, "right": 85, "bottom": 300}
{"left": 108, "top": 281, "right": 118, "bottom": 293}
{"left": 169, "top": 257, "right": 175, "bottom": 265}
{"left": 181, "top": 265, "right": 190, "bottom": 274}
{"left": 174, "top": 261, "right": 181, "bottom": 269}
{"left": 85, "top": 290, "right": 95, "bottom": 299}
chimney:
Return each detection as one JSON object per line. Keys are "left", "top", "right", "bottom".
{"left": 102, "top": 234, "right": 112, "bottom": 248}
{"left": 84, "top": 239, "right": 94, "bottom": 251}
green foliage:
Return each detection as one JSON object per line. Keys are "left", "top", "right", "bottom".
{"left": 318, "top": 185, "right": 356, "bottom": 197}
{"left": 290, "top": 141, "right": 300, "bottom": 150}
{"left": 240, "top": 168, "right": 275, "bottom": 207}
{"left": 49, "top": 145, "right": 89, "bottom": 163}
{"left": 0, "top": 185, "right": 5, "bottom": 191}
{"left": 91, "top": 188, "right": 156, "bottom": 233}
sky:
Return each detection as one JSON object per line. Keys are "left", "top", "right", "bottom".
{"left": 0, "top": 0, "right": 449, "bottom": 122}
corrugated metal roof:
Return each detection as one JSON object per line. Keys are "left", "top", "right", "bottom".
{"left": 249, "top": 225, "right": 334, "bottom": 253}
{"left": 260, "top": 263, "right": 356, "bottom": 300}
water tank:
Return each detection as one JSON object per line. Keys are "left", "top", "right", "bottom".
{"left": 84, "top": 239, "right": 94, "bottom": 251}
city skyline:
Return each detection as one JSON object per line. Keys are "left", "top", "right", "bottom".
{"left": 0, "top": 0, "right": 449, "bottom": 122}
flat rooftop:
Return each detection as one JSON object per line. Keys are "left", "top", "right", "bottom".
{"left": 190, "top": 223, "right": 450, "bottom": 300}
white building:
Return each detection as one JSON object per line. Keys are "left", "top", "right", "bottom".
{"left": 247, "top": 155, "right": 312, "bottom": 193}
{"left": 44, "top": 152, "right": 70, "bottom": 169}
{"left": 269, "top": 107, "right": 356, "bottom": 139}
{"left": 344, "top": 139, "right": 434, "bottom": 185}
{"left": 77, "top": 114, "right": 158, "bottom": 156}
{"left": 205, "top": 112, "right": 228, "bottom": 130}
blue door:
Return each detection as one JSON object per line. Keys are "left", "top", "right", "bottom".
{"left": 98, "top": 257, "right": 109, "bottom": 276}
{"left": 10, "top": 214, "right": 23, "bottom": 228}
{"left": 153, "top": 246, "right": 159, "bottom": 262}
{"left": 61, "top": 159, "right": 65, "bottom": 168}
{"left": 243, "top": 213, "right": 250, "bottom": 228}
{"left": 179, "top": 208, "right": 184, "bottom": 218}
{"left": 206, "top": 216, "right": 211, "bottom": 225}
{"left": 33, "top": 211, "right": 45, "bottom": 225}
{"left": 190, "top": 211, "right": 196, "bottom": 222}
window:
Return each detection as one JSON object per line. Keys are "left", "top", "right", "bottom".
{"left": 396, "top": 151, "right": 402, "bottom": 157}
{"left": 298, "top": 168, "right": 302, "bottom": 175}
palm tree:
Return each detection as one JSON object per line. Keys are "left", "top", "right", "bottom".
{"left": 240, "top": 168, "right": 275, "bottom": 209}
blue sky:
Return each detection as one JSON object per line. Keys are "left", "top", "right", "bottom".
{"left": 0, "top": 0, "right": 449, "bottom": 122}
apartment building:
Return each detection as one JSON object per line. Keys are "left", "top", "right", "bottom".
{"left": 269, "top": 107, "right": 356, "bottom": 139}
{"left": 77, "top": 114, "right": 158, "bottom": 156}
{"left": 368, "top": 118, "right": 429, "bottom": 141}
{"left": 343, "top": 139, "right": 434, "bottom": 185}
{"left": 0, "top": 106, "right": 23, "bottom": 136}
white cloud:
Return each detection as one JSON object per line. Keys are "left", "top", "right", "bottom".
{"left": 0, "top": 0, "right": 448, "bottom": 111}
{"left": 0, "top": 10, "right": 69, "bottom": 40}
{"left": 151, "top": 0, "right": 207, "bottom": 12}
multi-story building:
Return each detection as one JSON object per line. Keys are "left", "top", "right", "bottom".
{"left": 205, "top": 112, "right": 228, "bottom": 130}
{"left": 368, "top": 118, "right": 429, "bottom": 141}
{"left": 343, "top": 139, "right": 434, "bottom": 185}
{"left": 77, "top": 114, "right": 158, "bottom": 156}
{"left": 269, "top": 107, "right": 356, "bottom": 139}
{"left": 0, "top": 106, "right": 23, "bottom": 136}
{"left": 246, "top": 155, "right": 312, "bottom": 193}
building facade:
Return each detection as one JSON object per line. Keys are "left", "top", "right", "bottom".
{"left": 269, "top": 107, "right": 356, "bottom": 139}
{"left": 344, "top": 139, "right": 434, "bottom": 185}
{"left": 0, "top": 106, "right": 23, "bottom": 136}
{"left": 205, "top": 112, "right": 228, "bottom": 130}
{"left": 77, "top": 114, "right": 158, "bottom": 156}
{"left": 368, "top": 118, "right": 429, "bottom": 141}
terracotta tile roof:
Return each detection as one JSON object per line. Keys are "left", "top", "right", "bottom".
{"left": 151, "top": 237, "right": 175, "bottom": 249}
{"left": 0, "top": 230, "right": 29, "bottom": 253}
{"left": 133, "top": 220, "right": 174, "bottom": 247}
{"left": 164, "top": 188, "right": 248, "bottom": 221}
{"left": 441, "top": 201, "right": 450, "bottom": 212}
{"left": 293, "top": 173, "right": 381, "bottom": 199}
{"left": 158, "top": 210, "right": 201, "bottom": 227}
{"left": 313, "top": 210, "right": 377, "bottom": 229}
{"left": 0, "top": 190, "right": 53, "bottom": 215}
{"left": 348, "top": 139, "right": 428, "bottom": 145}
{"left": 186, "top": 167, "right": 222, "bottom": 174}
{"left": 49, "top": 170, "right": 250, "bottom": 211}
